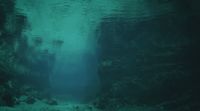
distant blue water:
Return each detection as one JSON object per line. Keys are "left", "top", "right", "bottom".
{"left": 50, "top": 52, "right": 100, "bottom": 102}
{"left": 15, "top": 0, "right": 176, "bottom": 102}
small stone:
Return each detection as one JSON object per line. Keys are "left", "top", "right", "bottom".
{"left": 18, "top": 95, "right": 28, "bottom": 102}
{"left": 46, "top": 99, "right": 58, "bottom": 105}
{"left": 26, "top": 96, "right": 36, "bottom": 104}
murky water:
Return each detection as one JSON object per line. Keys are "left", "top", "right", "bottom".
{"left": 14, "top": 0, "right": 178, "bottom": 102}
{"left": 1, "top": 0, "right": 200, "bottom": 110}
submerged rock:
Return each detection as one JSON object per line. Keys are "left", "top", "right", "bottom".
{"left": 26, "top": 96, "right": 36, "bottom": 104}
{"left": 1, "top": 92, "right": 16, "bottom": 107}
{"left": 45, "top": 99, "right": 58, "bottom": 105}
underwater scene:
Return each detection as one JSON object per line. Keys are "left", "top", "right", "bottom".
{"left": 0, "top": 0, "right": 200, "bottom": 111}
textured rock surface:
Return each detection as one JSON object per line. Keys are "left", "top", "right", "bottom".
{"left": 97, "top": 1, "right": 200, "bottom": 110}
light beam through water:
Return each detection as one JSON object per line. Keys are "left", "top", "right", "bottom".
{"left": 15, "top": 0, "right": 175, "bottom": 102}
{"left": 15, "top": 0, "right": 120, "bottom": 102}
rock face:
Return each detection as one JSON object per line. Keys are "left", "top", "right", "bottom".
{"left": 0, "top": 0, "right": 200, "bottom": 110}
{"left": 96, "top": 1, "right": 200, "bottom": 110}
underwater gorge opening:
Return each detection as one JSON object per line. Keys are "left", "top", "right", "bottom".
{"left": 15, "top": 0, "right": 120, "bottom": 102}
{"left": 14, "top": 0, "right": 178, "bottom": 103}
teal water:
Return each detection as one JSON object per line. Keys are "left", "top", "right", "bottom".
{"left": 14, "top": 0, "right": 175, "bottom": 102}
{"left": 0, "top": 0, "right": 200, "bottom": 110}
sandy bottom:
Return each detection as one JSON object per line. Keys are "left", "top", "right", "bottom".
{"left": 0, "top": 104, "right": 163, "bottom": 111}
{"left": 0, "top": 98, "right": 163, "bottom": 111}
{"left": 0, "top": 101, "right": 101, "bottom": 111}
